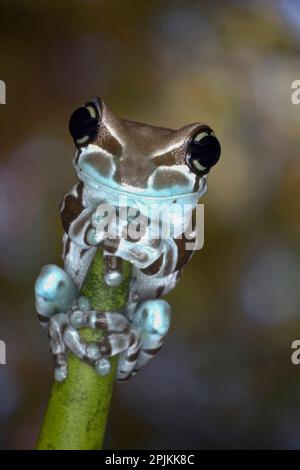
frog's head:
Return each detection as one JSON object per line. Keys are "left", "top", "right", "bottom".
{"left": 69, "top": 98, "right": 220, "bottom": 200}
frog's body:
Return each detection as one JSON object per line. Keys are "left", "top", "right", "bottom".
{"left": 35, "top": 98, "right": 220, "bottom": 382}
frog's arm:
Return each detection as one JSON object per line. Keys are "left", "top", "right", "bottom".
{"left": 60, "top": 183, "right": 164, "bottom": 271}
{"left": 60, "top": 182, "right": 97, "bottom": 249}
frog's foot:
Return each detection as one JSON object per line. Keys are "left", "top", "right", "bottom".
{"left": 48, "top": 306, "right": 89, "bottom": 382}
{"left": 117, "top": 299, "right": 171, "bottom": 382}
{"left": 69, "top": 298, "right": 171, "bottom": 382}
{"left": 49, "top": 297, "right": 170, "bottom": 381}
{"left": 68, "top": 298, "right": 135, "bottom": 375}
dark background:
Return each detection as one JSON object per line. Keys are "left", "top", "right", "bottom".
{"left": 0, "top": 0, "right": 300, "bottom": 449}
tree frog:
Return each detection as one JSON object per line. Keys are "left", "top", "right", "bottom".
{"left": 34, "top": 98, "right": 220, "bottom": 382}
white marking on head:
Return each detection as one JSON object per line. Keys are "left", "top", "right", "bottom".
{"left": 147, "top": 164, "right": 196, "bottom": 195}
{"left": 79, "top": 143, "right": 116, "bottom": 159}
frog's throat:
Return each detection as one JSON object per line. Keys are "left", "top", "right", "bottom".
{"left": 78, "top": 168, "right": 207, "bottom": 203}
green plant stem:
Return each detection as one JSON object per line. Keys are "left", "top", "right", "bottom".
{"left": 36, "top": 249, "right": 132, "bottom": 450}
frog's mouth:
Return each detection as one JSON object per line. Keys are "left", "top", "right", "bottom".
{"left": 78, "top": 166, "right": 207, "bottom": 203}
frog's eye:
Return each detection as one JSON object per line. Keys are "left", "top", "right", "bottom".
{"left": 186, "top": 128, "right": 221, "bottom": 176}
{"left": 69, "top": 101, "right": 100, "bottom": 146}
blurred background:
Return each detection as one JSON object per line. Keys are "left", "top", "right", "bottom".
{"left": 0, "top": 0, "right": 300, "bottom": 450}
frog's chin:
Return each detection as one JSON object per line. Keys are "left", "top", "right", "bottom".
{"left": 77, "top": 167, "right": 207, "bottom": 203}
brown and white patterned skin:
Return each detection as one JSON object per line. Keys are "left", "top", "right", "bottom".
{"left": 35, "top": 97, "right": 220, "bottom": 382}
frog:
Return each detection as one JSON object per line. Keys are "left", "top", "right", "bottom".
{"left": 34, "top": 97, "right": 221, "bottom": 382}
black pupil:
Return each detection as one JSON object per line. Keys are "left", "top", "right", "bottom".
{"left": 69, "top": 106, "right": 98, "bottom": 141}
{"left": 190, "top": 134, "right": 221, "bottom": 169}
